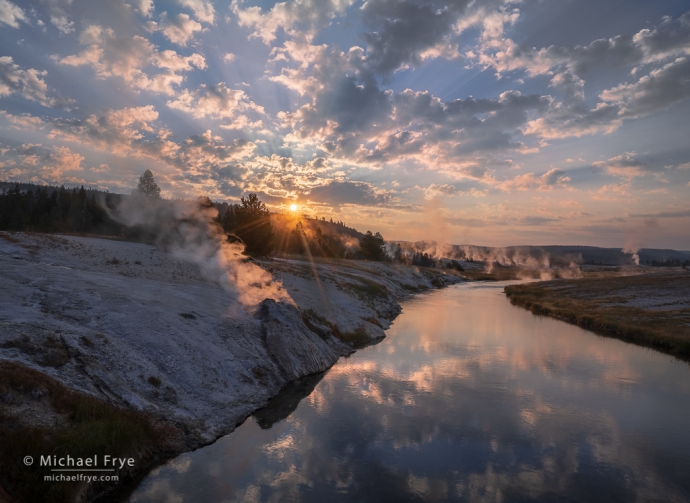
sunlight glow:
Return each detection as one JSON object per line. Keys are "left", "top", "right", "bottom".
{"left": 290, "top": 203, "right": 298, "bottom": 212}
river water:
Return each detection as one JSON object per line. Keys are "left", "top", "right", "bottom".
{"left": 128, "top": 282, "right": 690, "bottom": 502}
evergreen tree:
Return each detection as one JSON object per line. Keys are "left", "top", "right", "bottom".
{"left": 135, "top": 170, "right": 161, "bottom": 198}
{"left": 231, "top": 193, "right": 274, "bottom": 256}
{"left": 359, "top": 231, "right": 387, "bottom": 261}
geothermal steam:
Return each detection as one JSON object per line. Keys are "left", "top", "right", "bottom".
{"left": 398, "top": 241, "right": 584, "bottom": 279}
{"left": 102, "top": 194, "right": 292, "bottom": 307}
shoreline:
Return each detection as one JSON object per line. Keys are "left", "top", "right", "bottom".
{"left": 504, "top": 271, "right": 690, "bottom": 361}
{"left": 0, "top": 231, "right": 464, "bottom": 502}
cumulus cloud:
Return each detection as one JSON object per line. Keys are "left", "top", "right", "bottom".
{"left": 167, "top": 82, "right": 265, "bottom": 128}
{"left": 0, "top": 110, "right": 46, "bottom": 129}
{"left": 359, "top": 0, "right": 469, "bottom": 75}
{"left": 472, "top": 11, "right": 690, "bottom": 138}
{"left": 41, "top": 0, "right": 75, "bottom": 34}
{"left": 147, "top": 12, "right": 202, "bottom": 46}
{"left": 497, "top": 168, "right": 570, "bottom": 192}
{"left": 307, "top": 180, "right": 391, "bottom": 207}
{"left": 231, "top": 0, "right": 355, "bottom": 44}
{"left": 179, "top": 0, "right": 214, "bottom": 24}
{"left": 0, "top": 0, "right": 27, "bottom": 28}
{"left": 11, "top": 144, "right": 85, "bottom": 181}
{"left": 50, "top": 13, "right": 74, "bottom": 34}
{"left": 127, "top": 0, "right": 154, "bottom": 17}
{"left": 423, "top": 183, "right": 486, "bottom": 199}
{"left": 592, "top": 154, "right": 653, "bottom": 178}
{"left": 0, "top": 56, "right": 69, "bottom": 108}
{"left": 601, "top": 57, "right": 690, "bottom": 118}
{"left": 272, "top": 39, "right": 550, "bottom": 169}
{"left": 60, "top": 25, "right": 205, "bottom": 95}
{"left": 3, "top": 105, "right": 256, "bottom": 193}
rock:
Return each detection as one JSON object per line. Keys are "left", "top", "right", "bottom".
{"left": 253, "top": 299, "right": 350, "bottom": 381}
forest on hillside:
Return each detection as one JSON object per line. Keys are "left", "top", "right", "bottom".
{"left": 0, "top": 175, "right": 398, "bottom": 263}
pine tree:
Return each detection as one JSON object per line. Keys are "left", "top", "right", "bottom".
{"left": 135, "top": 170, "right": 161, "bottom": 198}
{"left": 231, "top": 193, "right": 274, "bottom": 256}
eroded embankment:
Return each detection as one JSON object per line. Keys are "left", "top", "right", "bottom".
{"left": 0, "top": 232, "right": 463, "bottom": 502}
{"left": 504, "top": 271, "right": 690, "bottom": 359}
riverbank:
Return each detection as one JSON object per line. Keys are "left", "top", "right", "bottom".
{"left": 504, "top": 270, "right": 690, "bottom": 359}
{"left": 0, "top": 231, "right": 463, "bottom": 502}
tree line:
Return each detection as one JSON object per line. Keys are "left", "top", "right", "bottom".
{"left": 0, "top": 170, "right": 399, "bottom": 263}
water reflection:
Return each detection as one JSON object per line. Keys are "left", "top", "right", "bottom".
{"left": 128, "top": 282, "right": 690, "bottom": 502}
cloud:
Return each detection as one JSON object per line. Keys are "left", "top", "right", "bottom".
{"left": 358, "top": 0, "right": 470, "bottom": 75}
{"left": 2, "top": 106, "right": 252, "bottom": 187}
{"left": 0, "top": 110, "right": 46, "bottom": 129}
{"left": 629, "top": 209, "right": 690, "bottom": 218}
{"left": 179, "top": 0, "right": 214, "bottom": 24}
{"left": 472, "top": 11, "right": 690, "bottom": 139}
{"left": 50, "top": 13, "right": 74, "bottom": 34}
{"left": 475, "top": 11, "right": 690, "bottom": 78}
{"left": 167, "top": 82, "right": 265, "bottom": 128}
{"left": 593, "top": 154, "right": 653, "bottom": 178}
{"left": 307, "top": 180, "right": 391, "bottom": 206}
{"left": 231, "top": 0, "right": 355, "bottom": 44}
{"left": 274, "top": 40, "right": 550, "bottom": 167}
{"left": 423, "top": 183, "right": 487, "bottom": 199}
{"left": 519, "top": 215, "right": 561, "bottom": 226}
{"left": 223, "top": 52, "right": 235, "bottom": 62}
{"left": 601, "top": 57, "right": 690, "bottom": 118}
{"left": 0, "top": 56, "right": 69, "bottom": 108}
{"left": 0, "top": 0, "right": 27, "bottom": 28}
{"left": 497, "top": 168, "right": 570, "bottom": 192}
{"left": 41, "top": 0, "right": 75, "bottom": 34}
{"left": 10, "top": 144, "right": 85, "bottom": 181}
{"left": 147, "top": 12, "right": 202, "bottom": 46}
{"left": 127, "top": 0, "right": 154, "bottom": 17}
{"left": 60, "top": 25, "right": 205, "bottom": 95}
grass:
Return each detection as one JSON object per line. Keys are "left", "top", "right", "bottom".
{"left": 343, "top": 278, "right": 388, "bottom": 300}
{"left": 338, "top": 326, "right": 372, "bottom": 349}
{"left": 301, "top": 308, "right": 341, "bottom": 340}
{"left": 301, "top": 308, "right": 375, "bottom": 348}
{"left": 504, "top": 271, "right": 690, "bottom": 359}
{"left": 0, "top": 361, "right": 181, "bottom": 503}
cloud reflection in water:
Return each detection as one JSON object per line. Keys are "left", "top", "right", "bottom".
{"left": 129, "top": 282, "right": 690, "bottom": 503}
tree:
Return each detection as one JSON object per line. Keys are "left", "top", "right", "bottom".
{"left": 231, "top": 193, "right": 274, "bottom": 256}
{"left": 135, "top": 170, "right": 161, "bottom": 198}
{"left": 359, "top": 231, "right": 387, "bottom": 261}
{"left": 287, "top": 222, "right": 306, "bottom": 254}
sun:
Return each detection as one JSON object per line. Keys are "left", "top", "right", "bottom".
{"left": 289, "top": 203, "right": 298, "bottom": 212}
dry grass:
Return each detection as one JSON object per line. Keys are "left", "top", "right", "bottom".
{"left": 0, "top": 232, "right": 21, "bottom": 244}
{"left": 0, "top": 361, "right": 182, "bottom": 503}
{"left": 504, "top": 271, "right": 690, "bottom": 359}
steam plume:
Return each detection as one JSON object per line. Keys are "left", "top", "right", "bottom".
{"left": 101, "top": 194, "right": 292, "bottom": 307}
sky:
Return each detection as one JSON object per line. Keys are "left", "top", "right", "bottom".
{"left": 1, "top": 0, "right": 689, "bottom": 249}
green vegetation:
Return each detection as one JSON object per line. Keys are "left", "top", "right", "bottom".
{"left": 301, "top": 308, "right": 374, "bottom": 348}
{"left": 0, "top": 184, "right": 124, "bottom": 235}
{"left": 338, "top": 326, "right": 372, "bottom": 349}
{"left": 0, "top": 362, "right": 180, "bottom": 503}
{"left": 343, "top": 278, "right": 389, "bottom": 300}
{"left": 504, "top": 272, "right": 690, "bottom": 359}
{"left": 222, "top": 193, "right": 274, "bottom": 256}
{"left": 134, "top": 170, "right": 161, "bottom": 199}
{"left": 358, "top": 231, "right": 387, "bottom": 261}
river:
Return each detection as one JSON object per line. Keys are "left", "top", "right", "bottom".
{"left": 127, "top": 281, "right": 690, "bottom": 502}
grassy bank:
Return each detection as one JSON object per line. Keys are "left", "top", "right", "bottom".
{"left": 504, "top": 271, "right": 690, "bottom": 359}
{"left": 0, "top": 362, "right": 183, "bottom": 503}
